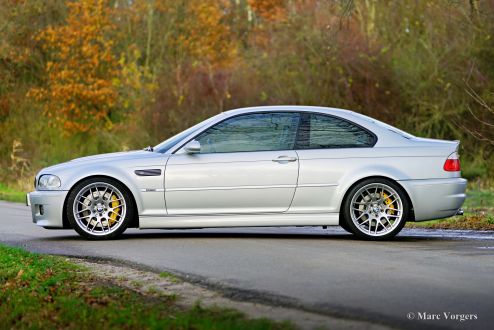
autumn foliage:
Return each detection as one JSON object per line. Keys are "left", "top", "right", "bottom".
{"left": 174, "top": 0, "right": 237, "bottom": 68}
{"left": 29, "top": 0, "right": 119, "bottom": 133}
{"left": 0, "top": 0, "right": 494, "bottom": 189}
{"left": 248, "top": 0, "right": 287, "bottom": 21}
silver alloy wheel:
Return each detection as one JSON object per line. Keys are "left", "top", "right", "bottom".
{"left": 350, "top": 183, "right": 403, "bottom": 237}
{"left": 72, "top": 182, "right": 126, "bottom": 236}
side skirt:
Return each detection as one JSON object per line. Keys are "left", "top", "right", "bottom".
{"left": 139, "top": 212, "right": 340, "bottom": 229}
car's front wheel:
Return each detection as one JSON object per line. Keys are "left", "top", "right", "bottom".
{"left": 341, "top": 178, "right": 410, "bottom": 240}
{"left": 66, "top": 177, "right": 135, "bottom": 240}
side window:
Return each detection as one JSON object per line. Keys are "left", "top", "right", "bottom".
{"left": 296, "top": 113, "right": 375, "bottom": 149}
{"left": 195, "top": 112, "right": 300, "bottom": 153}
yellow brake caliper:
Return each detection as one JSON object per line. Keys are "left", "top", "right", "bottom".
{"left": 109, "top": 194, "right": 120, "bottom": 226}
{"left": 382, "top": 193, "right": 395, "bottom": 215}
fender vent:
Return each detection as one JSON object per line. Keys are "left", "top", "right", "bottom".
{"left": 135, "top": 169, "right": 162, "bottom": 176}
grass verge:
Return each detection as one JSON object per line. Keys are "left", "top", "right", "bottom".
{"left": 406, "top": 213, "right": 494, "bottom": 230}
{"left": 0, "top": 183, "right": 25, "bottom": 204}
{"left": 0, "top": 244, "right": 293, "bottom": 329}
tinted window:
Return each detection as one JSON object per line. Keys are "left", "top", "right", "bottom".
{"left": 296, "top": 113, "right": 375, "bottom": 149}
{"left": 195, "top": 112, "right": 300, "bottom": 153}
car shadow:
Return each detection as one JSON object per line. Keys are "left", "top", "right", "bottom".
{"left": 37, "top": 228, "right": 443, "bottom": 243}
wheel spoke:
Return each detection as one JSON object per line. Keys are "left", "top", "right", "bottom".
{"left": 101, "top": 186, "right": 109, "bottom": 200}
{"left": 383, "top": 217, "right": 393, "bottom": 228}
{"left": 355, "top": 212, "right": 367, "bottom": 221}
{"left": 90, "top": 220, "right": 97, "bottom": 232}
{"left": 385, "top": 192, "right": 397, "bottom": 200}
{"left": 109, "top": 198, "right": 124, "bottom": 205}
{"left": 378, "top": 219, "right": 387, "bottom": 232}
{"left": 103, "top": 218, "right": 111, "bottom": 232}
{"left": 89, "top": 186, "right": 95, "bottom": 200}
{"left": 365, "top": 189, "right": 374, "bottom": 200}
{"left": 108, "top": 209, "right": 120, "bottom": 218}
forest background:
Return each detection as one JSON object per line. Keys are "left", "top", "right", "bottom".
{"left": 1, "top": 0, "right": 493, "bottom": 193}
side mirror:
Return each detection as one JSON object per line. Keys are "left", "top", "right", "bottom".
{"left": 184, "top": 140, "right": 201, "bottom": 154}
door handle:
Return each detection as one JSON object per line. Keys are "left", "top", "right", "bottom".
{"left": 272, "top": 156, "right": 298, "bottom": 163}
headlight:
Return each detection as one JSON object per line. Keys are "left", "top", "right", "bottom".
{"left": 37, "top": 175, "right": 61, "bottom": 190}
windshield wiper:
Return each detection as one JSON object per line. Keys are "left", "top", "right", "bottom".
{"left": 143, "top": 146, "right": 154, "bottom": 152}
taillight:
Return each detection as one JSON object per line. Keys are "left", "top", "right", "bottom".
{"left": 444, "top": 152, "right": 461, "bottom": 172}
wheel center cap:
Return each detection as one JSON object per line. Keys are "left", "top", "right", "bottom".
{"left": 96, "top": 203, "right": 104, "bottom": 212}
{"left": 372, "top": 206, "right": 380, "bottom": 214}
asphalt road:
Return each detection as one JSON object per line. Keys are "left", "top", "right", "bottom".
{"left": 1, "top": 200, "right": 493, "bottom": 330}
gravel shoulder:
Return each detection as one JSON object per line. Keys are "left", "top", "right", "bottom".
{"left": 73, "top": 258, "right": 392, "bottom": 330}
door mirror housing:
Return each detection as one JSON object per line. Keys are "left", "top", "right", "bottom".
{"left": 184, "top": 140, "right": 201, "bottom": 154}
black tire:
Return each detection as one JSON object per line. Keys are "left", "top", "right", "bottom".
{"left": 66, "top": 177, "right": 135, "bottom": 240}
{"left": 341, "top": 178, "right": 410, "bottom": 241}
{"left": 339, "top": 218, "right": 353, "bottom": 234}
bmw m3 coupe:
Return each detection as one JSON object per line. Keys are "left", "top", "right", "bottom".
{"left": 27, "top": 106, "right": 467, "bottom": 240}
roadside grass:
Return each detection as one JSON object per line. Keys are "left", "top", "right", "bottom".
{"left": 160, "top": 271, "right": 181, "bottom": 283}
{"left": 406, "top": 213, "right": 494, "bottom": 230}
{"left": 463, "top": 189, "right": 494, "bottom": 209}
{"left": 0, "top": 183, "right": 25, "bottom": 204}
{"left": 0, "top": 244, "right": 293, "bottom": 330}
{"left": 406, "top": 189, "right": 494, "bottom": 230}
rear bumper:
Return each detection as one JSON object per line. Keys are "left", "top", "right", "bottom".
{"left": 28, "top": 190, "right": 68, "bottom": 228}
{"left": 399, "top": 178, "right": 467, "bottom": 221}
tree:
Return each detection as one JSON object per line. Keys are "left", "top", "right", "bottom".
{"left": 459, "top": 85, "right": 494, "bottom": 150}
{"left": 28, "top": 0, "right": 120, "bottom": 134}
{"left": 248, "top": 0, "right": 287, "bottom": 22}
{"left": 173, "top": 0, "right": 237, "bottom": 69}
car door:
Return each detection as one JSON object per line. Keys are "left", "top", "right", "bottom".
{"left": 165, "top": 112, "right": 300, "bottom": 215}
{"left": 290, "top": 112, "right": 377, "bottom": 213}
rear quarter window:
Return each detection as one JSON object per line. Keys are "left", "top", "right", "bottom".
{"left": 296, "top": 113, "right": 376, "bottom": 149}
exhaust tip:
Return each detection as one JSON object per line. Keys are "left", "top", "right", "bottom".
{"left": 456, "top": 208, "right": 464, "bottom": 216}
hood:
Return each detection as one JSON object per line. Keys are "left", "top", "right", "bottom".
{"left": 40, "top": 150, "right": 158, "bottom": 174}
{"left": 69, "top": 150, "right": 147, "bottom": 163}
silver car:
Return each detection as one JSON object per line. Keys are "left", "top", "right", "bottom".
{"left": 27, "top": 106, "right": 467, "bottom": 240}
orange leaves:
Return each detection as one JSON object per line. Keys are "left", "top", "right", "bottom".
{"left": 248, "top": 0, "right": 287, "bottom": 22}
{"left": 29, "top": 0, "right": 120, "bottom": 135}
{"left": 26, "top": 0, "right": 238, "bottom": 136}
{"left": 173, "top": 0, "right": 237, "bottom": 69}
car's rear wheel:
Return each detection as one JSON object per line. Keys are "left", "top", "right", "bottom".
{"left": 342, "top": 178, "right": 410, "bottom": 240}
{"left": 67, "top": 177, "right": 134, "bottom": 240}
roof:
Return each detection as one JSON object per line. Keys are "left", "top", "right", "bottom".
{"left": 223, "top": 105, "right": 354, "bottom": 116}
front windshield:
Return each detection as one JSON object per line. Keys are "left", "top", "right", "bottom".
{"left": 154, "top": 113, "right": 225, "bottom": 153}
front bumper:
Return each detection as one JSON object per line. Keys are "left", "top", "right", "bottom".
{"left": 27, "top": 190, "right": 68, "bottom": 228}
{"left": 399, "top": 178, "right": 467, "bottom": 221}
